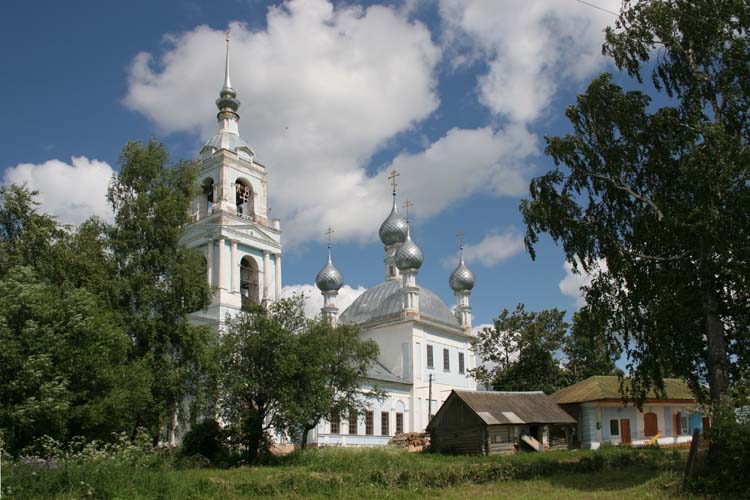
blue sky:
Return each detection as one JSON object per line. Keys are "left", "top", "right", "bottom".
{"left": 1, "top": 0, "right": 627, "bottom": 328}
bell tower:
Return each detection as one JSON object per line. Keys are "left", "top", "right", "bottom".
{"left": 182, "top": 31, "right": 283, "bottom": 330}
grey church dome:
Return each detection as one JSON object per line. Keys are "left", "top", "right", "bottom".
{"left": 379, "top": 199, "right": 408, "bottom": 246}
{"left": 338, "top": 279, "right": 459, "bottom": 327}
{"left": 449, "top": 252, "right": 475, "bottom": 292}
{"left": 395, "top": 226, "right": 423, "bottom": 271}
{"left": 315, "top": 251, "right": 343, "bottom": 292}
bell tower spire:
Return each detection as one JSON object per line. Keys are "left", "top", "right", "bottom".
{"left": 216, "top": 29, "right": 241, "bottom": 136}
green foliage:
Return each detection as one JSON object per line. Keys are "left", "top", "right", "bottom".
{"left": 0, "top": 266, "right": 150, "bottom": 455}
{"left": 564, "top": 307, "right": 620, "bottom": 382}
{"left": 219, "top": 297, "right": 381, "bottom": 460}
{"left": 3, "top": 446, "right": 686, "bottom": 499}
{"left": 521, "top": 0, "right": 750, "bottom": 404}
{"left": 285, "top": 319, "right": 382, "bottom": 448}
{"left": 106, "top": 139, "right": 214, "bottom": 437}
{"left": 219, "top": 296, "right": 308, "bottom": 463}
{"left": 0, "top": 139, "right": 216, "bottom": 454}
{"left": 692, "top": 376, "right": 750, "bottom": 496}
{"left": 180, "top": 419, "right": 230, "bottom": 466}
{"left": 0, "top": 185, "right": 59, "bottom": 276}
{"left": 472, "top": 305, "right": 570, "bottom": 393}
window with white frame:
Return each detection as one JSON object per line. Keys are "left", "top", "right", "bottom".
{"left": 458, "top": 352, "right": 465, "bottom": 374}
{"left": 609, "top": 419, "right": 620, "bottom": 436}
{"left": 680, "top": 415, "right": 689, "bottom": 435}
{"left": 426, "top": 345, "right": 434, "bottom": 369}
{"left": 443, "top": 348, "right": 450, "bottom": 372}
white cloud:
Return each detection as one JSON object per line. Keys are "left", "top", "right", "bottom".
{"left": 444, "top": 227, "right": 525, "bottom": 269}
{"left": 123, "top": 0, "right": 539, "bottom": 246}
{"left": 3, "top": 156, "right": 114, "bottom": 226}
{"left": 282, "top": 283, "right": 367, "bottom": 319}
{"left": 559, "top": 258, "right": 608, "bottom": 307}
{"left": 439, "top": 0, "right": 618, "bottom": 123}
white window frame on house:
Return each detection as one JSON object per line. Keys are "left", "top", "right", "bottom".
{"left": 458, "top": 352, "right": 465, "bottom": 374}
{"left": 609, "top": 419, "right": 620, "bottom": 437}
{"left": 680, "top": 415, "right": 689, "bottom": 435}
{"left": 426, "top": 345, "right": 434, "bottom": 369}
{"left": 443, "top": 348, "right": 450, "bottom": 372}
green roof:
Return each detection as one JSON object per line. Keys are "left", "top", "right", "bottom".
{"left": 551, "top": 376, "right": 696, "bottom": 404}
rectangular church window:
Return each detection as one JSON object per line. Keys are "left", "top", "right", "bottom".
{"left": 427, "top": 345, "right": 434, "bottom": 369}
{"left": 330, "top": 412, "right": 340, "bottom": 434}
{"left": 443, "top": 348, "right": 450, "bottom": 372}
{"left": 381, "top": 411, "right": 389, "bottom": 436}
{"left": 349, "top": 410, "right": 358, "bottom": 435}
{"left": 396, "top": 412, "right": 404, "bottom": 434}
{"left": 365, "top": 411, "right": 374, "bottom": 435}
{"left": 459, "top": 352, "right": 465, "bottom": 374}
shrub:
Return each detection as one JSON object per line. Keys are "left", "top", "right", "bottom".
{"left": 692, "top": 384, "right": 750, "bottom": 497}
{"left": 180, "top": 419, "right": 230, "bottom": 467}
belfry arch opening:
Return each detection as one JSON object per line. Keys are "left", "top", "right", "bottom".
{"left": 202, "top": 177, "right": 215, "bottom": 216}
{"left": 240, "top": 256, "right": 260, "bottom": 307}
{"left": 235, "top": 179, "right": 253, "bottom": 217}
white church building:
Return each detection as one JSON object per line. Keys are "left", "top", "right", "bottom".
{"left": 308, "top": 188, "right": 479, "bottom": 446}
{"left": 184, "top": 35, "right": 479, "bottom": 446}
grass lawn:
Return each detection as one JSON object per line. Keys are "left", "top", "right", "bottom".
{"left": 5, "top": 446, "right": 697, "bottom": 499}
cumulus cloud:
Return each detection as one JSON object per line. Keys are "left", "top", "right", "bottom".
{"left": 439, "top": 0, "right": 618, "bottom": 122}
{"left": 559, "top": 258, "right": 608, "bottom": 307}
{"left": 123, "top": 0, "right": 539, "bottom": 245}
{"left": 444, "top": 227, "right": 525, "bottom": 269}
{"left": 3, "top": 156, "right": 114, "bottom": 226}
{"left": 282, "top": 283, "right": 367, "bottom": 319}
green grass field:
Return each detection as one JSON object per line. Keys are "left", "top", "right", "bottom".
{"left": 4, "top": 446, "right": 698, "bottom": 499}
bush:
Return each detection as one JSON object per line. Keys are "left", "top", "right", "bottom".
{"left": 692, "top": 384, "right": 750, "bottom": 497}
{"left": 180, "top": 419, "right": 230, "bottom": 467}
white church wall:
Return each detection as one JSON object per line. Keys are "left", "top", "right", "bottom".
{"left": 314, "top": 383, "right": 411, "bottom": 446}
{"left": 360, "top": 322, "right": 413, "bottom": 380}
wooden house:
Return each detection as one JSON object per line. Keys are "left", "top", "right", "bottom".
{"left": 551, "top": 375, "right": 708, "bottom": 449}
{"left": 426, "top": 390, "right": 576, "bottom": 455}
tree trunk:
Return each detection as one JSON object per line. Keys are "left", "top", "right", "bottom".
{"left": 300, "top": 425, "right": 311, "bottom": 449}
{"left": 702, "top": 287, "right": 729, "bottom": 402}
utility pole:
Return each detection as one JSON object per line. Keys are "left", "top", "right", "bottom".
{"left": 427, "top": 373, "right": 433, "bottom": 422}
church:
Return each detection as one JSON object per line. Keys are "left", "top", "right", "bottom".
{"left": 184, "top": 35, "right": 478, "bottom": 446}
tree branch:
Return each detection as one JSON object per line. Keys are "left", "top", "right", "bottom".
{"left": 583, "top": 171, "right": 664, "bottom": 221}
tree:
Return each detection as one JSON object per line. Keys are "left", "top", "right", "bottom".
{"left": 0, "top": 185, "right": 58, "bottom": 277}
{"left": 218, "top": 298, "right": 306, "bottom": 463}
{"left": 521, "top": 0, "right": 750, "bottom": 404}
{"left": 286, "top": 319, "right": 381, "bottom": 449}
{"left": 107, "top": 140, "right": 213, "bottom": 439}
{"left": 0, "top": 267, "right": 151, "bottom": 455}
{"left": 564, "top": 307, "right": 620, "bottom": 383}
{"left": 472, "top": 305, "right": 569, "bottom": 394}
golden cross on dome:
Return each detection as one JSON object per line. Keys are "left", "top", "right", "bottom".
{"left": 457, "top": 230, "right": 465, "bottom": 249}
{"left": 403, "top": 199, "right": 413, "bottom": 220}
{"left": 324, "top": 226, "right": 334, "bottom": 248}
{"left": 387, "top": 168, "right": 400, "bottom": 194}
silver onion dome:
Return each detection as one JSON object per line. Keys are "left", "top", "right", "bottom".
{"left": 395, "top": 225, "right": 423, "bottom": 271}
{"left": 316, "top": 249, "right": 343, "bottom": 292}
{"left": 449, "top": 250, "right": 475, "bottom": 292}
{"left": 379, "top": 197, "right": 408, "bottom": 246}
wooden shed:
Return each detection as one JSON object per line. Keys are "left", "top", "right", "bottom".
{"left": 426, "top": 390, "right": 577, "bottom": 455}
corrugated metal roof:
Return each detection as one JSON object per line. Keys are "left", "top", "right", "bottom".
{"left": 451, "top": 390, "right": 576, "bottom": 425}
{"left": 338, "top": 279, "right": 459, "bottom": 327}
{"left": 550, "top": 375, "right": 696, "bottom": 404}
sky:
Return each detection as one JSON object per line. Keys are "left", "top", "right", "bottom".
{"left": 0, "top": 0, "right": 627, "bottom": 329}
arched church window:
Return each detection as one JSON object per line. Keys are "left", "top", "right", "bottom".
{"left": 202, "top": 178, "right": 215, "bottom": 215}
{"left": 235, "top": 179, "right": 253, "bottom": 217}
{"left": 240, "top": 256, "right": 260, "bottom": 308}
